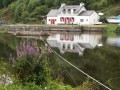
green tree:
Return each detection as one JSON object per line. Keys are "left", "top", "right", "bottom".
{"left": 27, "top": 0, "right": 40, "bottom": 13}
{"left": 34, "top": 6, "right": 49, "bottom": 15}
{"left": 14, "top": 3, "right": 22, "bottom": 21}
{"left": 45, "top": 0, "right": 54, "bottom": 8}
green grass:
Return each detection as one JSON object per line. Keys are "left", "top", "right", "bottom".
{"left": 0, "top": 30, "right": 8, "bottom": 34}
{"left": 104, "top": 24, "right": 119, "bottom": 32}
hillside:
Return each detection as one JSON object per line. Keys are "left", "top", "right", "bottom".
{"left": 0, "top": 0, "right": 120, "bottom": 23}
{"left": 101, "top": 5, "right": 120, "bottom": 16}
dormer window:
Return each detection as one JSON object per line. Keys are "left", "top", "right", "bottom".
{"left": 62, "top": 9, "right": 66, "bottom": 14}
{"left": 67, "top": 9, "right": 71, "bottom": 14}
{"left": 73, "top": 9, "right": 76, "bottom": 13}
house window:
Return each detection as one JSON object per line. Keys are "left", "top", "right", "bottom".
{"left": 80, "top": 19, "right": 84, "bottom": 22}
{"left": 62, "top": 9, "right": 66, "bottom": 14}
{"left": 86, "top": 19, "right": 88, "bottom": 21}
{"left": 67, "top": 9, "right": 71, "bottom": 14}
{"left": 73, "top": 9, "right": 76, "bottom": 13}
{"left": 49, "top": 19, "right": 50, "bottom": 21}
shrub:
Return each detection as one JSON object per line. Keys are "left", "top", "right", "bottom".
{"left": 0, "top": 60, "right": 13, "bottom": 86}
{"left": 0, "top": 82, "right": 42, "bottom": 90}
{"left": 75, "top": 79, "right": 100, "bottom": 90}
{"left": 10, "top": 40, "right": 51, "bottom": 86}
{"left": 46, "top": 81, "right": 73, "bottom": 90}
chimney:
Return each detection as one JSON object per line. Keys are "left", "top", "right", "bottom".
{"left": 80, "top": 2, "right": 84, "bottom": 7}
{"left": 61, "top": 3, "right": 66, "bottom": 7}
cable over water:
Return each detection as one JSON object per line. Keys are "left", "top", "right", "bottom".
{"left": 40, "top": 36, "right": 111, "bottom": 90}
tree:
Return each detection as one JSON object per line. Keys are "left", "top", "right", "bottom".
{"left": 34, "top": 6, "right": 49, "bottom": 15}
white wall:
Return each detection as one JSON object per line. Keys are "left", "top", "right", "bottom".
{"left": 75, "top": 16, "right": 89, "bottom": 25}
{"left": 47, "top": 12, "right": 100, "bottom": 25}
{"left": 89, "top": 12, "right": 100, "bottom": 24}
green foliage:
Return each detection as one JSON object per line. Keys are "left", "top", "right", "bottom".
{"left": 14, "top": 5, "right": 21, "bottom": 21}
{"left": 82, "top": 46, "right": 120, "bottom": 89}
{"left": 14, "top": 56, "right": 50, "bottom": 85}
{"left": 0, "top": 30, "right": 8, "bottom": 34}
{"left": 0, "top": 0, "right": 15, "bottom": 8}
{"left": 82, "top": 0, "right": 116, "bottom": 10}
{"left": 0, "top": 78, "right": 102, "bottom": 90}
{"left": 27, "top": 0, "right": 40, "bottom": 13}
{"left": 46, "top": 81, "right": 74, "bottom": 90}
{"left": 75, "top": 79, "right": 100, "bottom": 90}
{"left": 100, "top": 5, "right": 120, "bottom": 18}
{"left": 6, "top": 0, "right": 50, "bottom": 22}
{"left": 104, "top": 24, "right": 119, "bottom": 32}
{"left": 0, "top": 60, "right": 14, "bottom": 86}
{"left": 34, "top": 6, "right": 49, "bottom": 16}
{"left": 0, "top": 82, "right": 43, "bottom": 90}
{"left": 107, "top": 77, "right": 120, "bottom": 90}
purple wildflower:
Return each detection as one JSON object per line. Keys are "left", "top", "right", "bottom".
{"left": 16, "top": 40, "right": 42, "bottom": 58}
{"left": 48, "top": 48, "right": 52, "bottom": 53}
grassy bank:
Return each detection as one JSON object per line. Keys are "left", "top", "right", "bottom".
{"left": 104, "top": 24, "right": 120, "bottom": 32}
{"left": 0, "top": 30, "right": 8, "bottom": 34}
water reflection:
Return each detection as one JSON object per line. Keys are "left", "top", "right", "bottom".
{"left": 107, "top": 37, "right": 120, "bottom": 47}
{"left": 47, "top": 32, "right": 102, "bottom": 55}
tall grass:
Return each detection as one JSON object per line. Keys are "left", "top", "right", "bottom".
{"left": 104, "top": 24, "right": 119, "bottom": 32}
{"left": 0, "top": 30, "right": 8, "bottom": 34}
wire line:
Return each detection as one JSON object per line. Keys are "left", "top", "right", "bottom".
{"left": 57, "top": 56, "right": 78, "bottom": 86}
{"left": 40, "top": 36, "right": 112, "bottom": 90}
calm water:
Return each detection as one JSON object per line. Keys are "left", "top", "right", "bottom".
{"left": 0, "top": 32, "right": 120, "bottom": 90}
{"left": 45, "top": 32, "right": 120, "bottom": 90}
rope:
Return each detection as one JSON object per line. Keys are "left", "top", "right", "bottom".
{"left": 57, "top": 57, "right": 78, "bottom": 86}
{"left": 40, "top": 36, "right": 112, "bottom": 90}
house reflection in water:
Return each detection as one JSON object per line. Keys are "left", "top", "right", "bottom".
{"left": 47, "top": 33, "right": 102, "bottom": 55}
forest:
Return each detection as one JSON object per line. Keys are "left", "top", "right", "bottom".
{"left": 0, "top": 0, "right": 119, "bottom": 23}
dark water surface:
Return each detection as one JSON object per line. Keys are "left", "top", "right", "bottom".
{"left": 46, "top": 32, "right": 120, "bottom": 90}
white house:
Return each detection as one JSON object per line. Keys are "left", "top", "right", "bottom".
{"left": 47, "top": 2, "right": 100, "bottom": 25}
{"left": 47, "top": 33, "right": 102, "bottom": 55}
